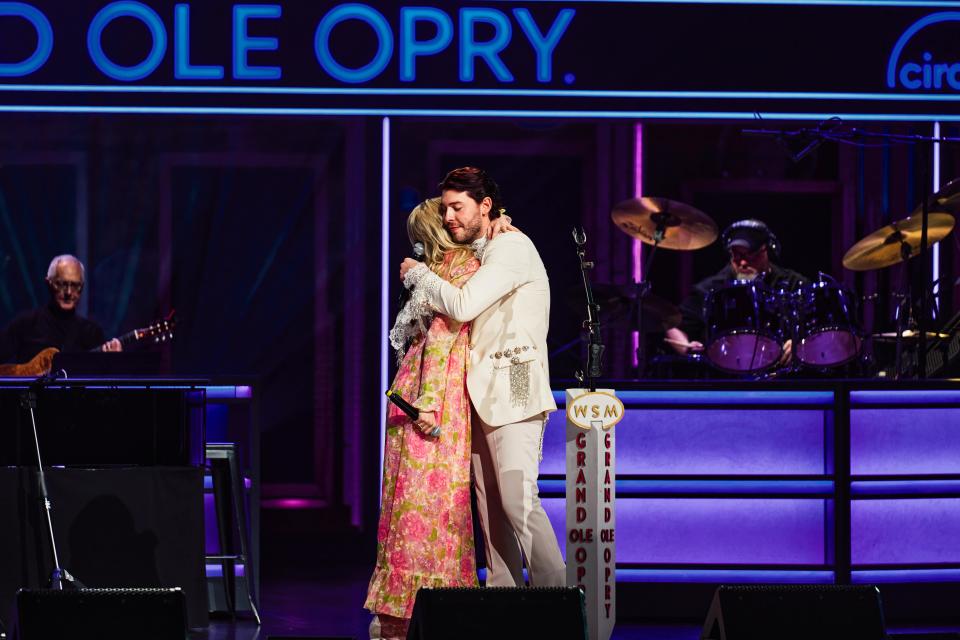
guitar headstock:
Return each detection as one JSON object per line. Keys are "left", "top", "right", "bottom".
{"left": 135, "top": 311, "right": 177, "bottom": 345}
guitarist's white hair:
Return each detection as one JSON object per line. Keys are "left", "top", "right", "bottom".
{"left": 46, "top": 254, "right": 85, "bottom": 281}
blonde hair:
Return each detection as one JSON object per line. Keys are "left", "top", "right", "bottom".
{"left": 406, "top": 198, "right": 472, "bottom": 271}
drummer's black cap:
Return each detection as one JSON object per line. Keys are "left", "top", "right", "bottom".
{"left": 722, "top": 219, "right": 779, "bottom": 256}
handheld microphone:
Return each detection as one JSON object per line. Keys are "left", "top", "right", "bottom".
{"left": 398, "top": 242, "right": 426, "bottom": 310}
{"left": 385, "top": 389, "right": 419, "bottom": 420}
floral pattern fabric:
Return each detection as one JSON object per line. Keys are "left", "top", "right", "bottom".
{"left": 364, "top": 250, "right": 480, "bottom": 624}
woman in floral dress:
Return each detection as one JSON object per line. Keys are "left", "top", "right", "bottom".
{"left": 364, "top": 198, "right": 481, "bottom": 639}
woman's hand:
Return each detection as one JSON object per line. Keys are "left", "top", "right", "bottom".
{"left": 415, "top": 411, "right": 440, "bottom": 437}
{"left": 487, "top": 215, "right": 518, "bottom": 239}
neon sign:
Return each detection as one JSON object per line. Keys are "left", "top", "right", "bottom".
{"left": 0, "top": 1, "right": 576, "bottom": 84}
{"left": 887, "top": 11, "right": 960, "bottom": 91}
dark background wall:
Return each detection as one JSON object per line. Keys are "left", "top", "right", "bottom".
{"left": 0, "top": 114, "right": 957, "bottom": 533}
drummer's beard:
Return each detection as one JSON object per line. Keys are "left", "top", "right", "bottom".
{"left": 734, "top": 266, "right": 759, "bottom": 280}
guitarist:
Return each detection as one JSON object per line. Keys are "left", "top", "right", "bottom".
{"left": 0, "top": 254, "right": 121, "bottom": 366}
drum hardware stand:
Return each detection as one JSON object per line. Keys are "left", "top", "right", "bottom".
{"left": 745, "top": 121, "right": 960, "bottom": 378}
{"left": 19, "top": 374, "right": 85, "bottom": 591}
{"left": 573, "top": 228, "right": 604, "bottom": 391}
{"left": 632, "top": 212, "right": 670, "bottom": 377}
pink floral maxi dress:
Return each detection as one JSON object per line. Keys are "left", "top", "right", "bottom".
{"left": 364, "top": 251, "right": 480, "bottom": 620}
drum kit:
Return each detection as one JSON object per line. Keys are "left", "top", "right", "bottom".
{"left": 600, "top": 178, "right": 960, "bottom": 379}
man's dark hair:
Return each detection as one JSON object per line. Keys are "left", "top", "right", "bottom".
{"left": 438, "top": 167, "right": 504, "bottom": 219}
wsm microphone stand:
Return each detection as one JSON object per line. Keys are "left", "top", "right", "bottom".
{"left": 20, "top": 373, "right": 84, "bottom": 591}
{"left": 573, "top": 228, "right": 604, "bottom": 391}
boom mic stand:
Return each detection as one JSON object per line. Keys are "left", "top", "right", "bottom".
{"left": 21, "top": 374, "right": 84, "bottom": 591}
{"left": 744, "top": 120, "right": 960, "bottom": 379}
{"left": 573, "top": 228, "right": 604, "bottom": 391}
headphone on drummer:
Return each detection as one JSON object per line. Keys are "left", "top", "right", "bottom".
{"left": 720, "top": 219, "right": 781, "bottom": 260}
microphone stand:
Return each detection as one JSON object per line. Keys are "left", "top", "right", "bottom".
{"left": 21, "top": 374, "right": 84, "bottom": 591}
{"left": 573, "top": 228, "right": 604, "bottom": 392}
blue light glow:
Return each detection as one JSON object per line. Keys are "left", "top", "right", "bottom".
{"left": 399, "top": 7, "right": 453, "bottom": 82}
{"left": 232, "top": 4, "right": 281, "bottom": 80}
{"left": 0, "top": 2, "right": 53, "bottom": 78}
{"left": 459, "top": 8, "right": 513, "bottom": 82}
{"left": 852, "top": 480, "right": 960, "bottom": 495}
{"left": 552, "top": 390, "right": 835, "bottom": 405}
{"left": 4, "top": 84, "right": 960, "bottom": 102}
{"left": 618, "top": 569, "right": 835, "bottom": 583}
{"left": 512, "top": 8, "right": 576, "bottom": 83}
{"left": 539, "top": 479, "right": 835, "bottom": 495}
{"left": 851, "top": 390, "right": 960, "bottom": 405}
{"left": 315, "top": 4, "right": 393, "bottom": 84}
{"left": 886, "top": 12, "right": 960, "bottom": 88}
{"left": 0, "top": 105, "right": 959, "bottom": 122}
{"left": 87, "top": 1, "right": 167, "bottom": 82}
{"left": 852, "top": 569, "right": 960, "bottom": 583}
{"left": 174, "top": 4, "right": 225, "bottom": 80}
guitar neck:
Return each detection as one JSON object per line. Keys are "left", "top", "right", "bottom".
{"left": 89, "top": 329, "right": 139, "bottom": 353}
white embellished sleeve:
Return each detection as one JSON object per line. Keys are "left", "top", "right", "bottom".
{"left": 388, "top": 263, "right": 443, "bottom": 357}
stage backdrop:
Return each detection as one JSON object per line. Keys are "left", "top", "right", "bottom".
{"left": 0, "top": 1, "right": 958, "bottom": 119}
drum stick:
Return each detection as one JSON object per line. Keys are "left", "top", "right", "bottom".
{"left": 663, "top": 337, "right": 694, "bottom": 348}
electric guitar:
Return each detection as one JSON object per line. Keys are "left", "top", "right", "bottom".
{"left": 0, "top": 313, "right": 176, "bottom": 377}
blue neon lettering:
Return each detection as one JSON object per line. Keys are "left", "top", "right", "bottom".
{"left": 512, "top": 8, "right": 574, "bottom": 83}
{"left": 233, "top": 4, "right": 281, "bottom": 80}
{"left": 174, "top": 4, "right": 224, "bottom": 80}
{"left": 315, "top": 4, "right": 393, "bottom": 84}
{"left": 950, "top": 63, "right": 960, "bottom": 90}
{"left": 0, "top": 2, "right": 52, "bottom": 77}
{"left": 934, "top": 63, "right": 951, "bottom": 89}
{"left": 88, "top": 2, "right": 166, "bottom": 82}
{"left": 899, "top": 63, "right": 922, "bottom": 89}
{"left": 399, "top": 7, "right": 452, "bottom": 83}
{"left": 459, "top": 8, "right": 513, "bottom": 83}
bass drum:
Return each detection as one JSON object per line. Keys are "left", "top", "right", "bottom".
{"left": 704, "top": 280, "right": 784, "bottom": 373}
{"left": 793, "top": 281, "right": 862, "bottom": 367}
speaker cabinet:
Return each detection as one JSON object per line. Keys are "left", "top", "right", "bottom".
{"left": 17, "top": 588, "right": 187, "bottom": 640}
{"left": 408, "top": 586, "right": 587, "bottom": 639}
{"left": 700, "top": 584, "right": 887, "bottom": 640}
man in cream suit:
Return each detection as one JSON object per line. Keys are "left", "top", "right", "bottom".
{"left": 400, "top": 167, "right": 565, "bottom": 588}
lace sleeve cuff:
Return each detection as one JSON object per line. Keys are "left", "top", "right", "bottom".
{"left": 404, "top": 263, "right": 442, "bottom": 308}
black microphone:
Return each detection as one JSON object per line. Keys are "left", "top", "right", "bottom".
{"left": 398, "top": 241, "right": 426, "bottom": 310}
{"left": 385, "top": 389, "right": 419, "bottom": 420}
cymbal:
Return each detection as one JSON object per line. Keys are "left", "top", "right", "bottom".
{"left": 842, "top": 212, "right": 955, "bottom": 271}
{"left": 871, "top": 330, "right": 951, "bottom": 342}
{"left": 611, "top": 197, "right": 718, "bottom": 250}
{"left": 919, "top": 177, "right": 960, "bottom": 216}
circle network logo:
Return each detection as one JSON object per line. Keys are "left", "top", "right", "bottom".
{"left": 887, "top": 12, "right": 960, "bottom": 91}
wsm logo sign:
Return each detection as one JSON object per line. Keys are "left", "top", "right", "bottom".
{"left": 887, "top": 12, "right": 960, "bottom": 91}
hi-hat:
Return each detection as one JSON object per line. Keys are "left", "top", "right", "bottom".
{"left": 611, "top": 197, "right": 718, "bottom": 250}
{"left": 842, "top": 212, "right": 955, "bottom": 271}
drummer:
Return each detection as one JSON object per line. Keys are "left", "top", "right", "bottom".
{"left": 665, "top": 219, "right": 807, "bottom": 360}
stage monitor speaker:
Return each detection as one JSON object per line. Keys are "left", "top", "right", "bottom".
{"left": 17, "top": 587, "right": 187, "bottom": 640}
{"left": 408, "top": 586, "right": 587, "bottom": 640}
{"left": 700, "top": 584, "right": 887, "bottom": 640}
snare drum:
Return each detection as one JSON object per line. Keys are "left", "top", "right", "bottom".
{"left": 704, "top": 280, "right": 784, "bottom": 373}
{"left": 794, "top": 281, "right": 862, "bottom": 367}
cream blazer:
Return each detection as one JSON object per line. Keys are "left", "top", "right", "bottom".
{"left": 420, "top": 232, "right": 557, "bottom": 427}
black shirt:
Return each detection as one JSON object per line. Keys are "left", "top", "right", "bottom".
{"left": 679, "top": 264, "right": 808, "bottom": 343}
{"left": 0, "top": 301, "right": 106, "bottom": 364}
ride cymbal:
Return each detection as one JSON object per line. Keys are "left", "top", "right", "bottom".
{"left": 611, "top": 197, "right": 718, "bottom": 250}
{"left": 842, "top": 212, "right": 955, "bottom": 271}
